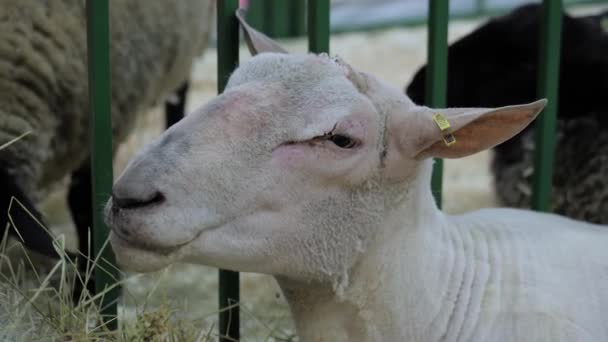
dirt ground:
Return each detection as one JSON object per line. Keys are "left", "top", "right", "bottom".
{"left": 34, "top": 4, "right": 608, "bottom": 340}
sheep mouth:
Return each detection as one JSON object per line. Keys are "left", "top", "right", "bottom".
{"left": 110, "top": 228, "right": 197, "bottom": 256}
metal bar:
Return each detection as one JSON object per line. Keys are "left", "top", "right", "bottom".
{"left": 85, "top": 0, "right": 119, "bottom": 329}
{"left": 532, "top": 0, "right": 562, "bottom": 211}
{"left": 269, "top": 0, "right": 290, "bottom": 38}
{"left": 217, "top": 1, "right": 240, "bottom": 341}
{"left": 308, "top": 0, "right": 330, "bottom": 53}
{"left": 426, "top": 0, "right": 449, "bottom": 208}
{"left": 325, "top": 0, "right": 605, "bottom": 34}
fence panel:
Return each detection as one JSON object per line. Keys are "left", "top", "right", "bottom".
{"left": 330, "top": 0, "right": 606, "bottom": 33}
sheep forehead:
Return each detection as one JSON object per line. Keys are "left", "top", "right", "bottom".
{"left": 218, "top": 54, "right": 369, "bottom": 129}
{"left": 224, "top": 53, "right": 411, "bottom": 130}
{"left": 229, "top": 54, "right": 372, "bottom": 102}
{"left": 227, "top": 53, "right": 346, "bottom": 88}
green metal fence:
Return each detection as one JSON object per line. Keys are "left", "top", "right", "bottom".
{"left": 426, "top": 0, "right": 562, "bottom": 209}
{"left": 245, "top": 0, "right": 604, "bottom": 34}
{"left": 426, "top": 0, "right": 449, "bottom": 208}
{"left": 86, "top": 0, "right": 119, "bottom": 330}
{"left": 532, "top": 0, "right": 562, "bottom": 211}
{"left": 84, "top": 0, "right": 564, "bottom": 338}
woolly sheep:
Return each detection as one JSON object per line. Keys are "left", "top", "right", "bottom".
{"left": 0, "top": 0, "right": 214, "bottom": 295}
{"left": 406, "top": 4, "right": 608, "bottom": 223}
{"left": 105, "top": 11, "right": 608, "bottom": 341}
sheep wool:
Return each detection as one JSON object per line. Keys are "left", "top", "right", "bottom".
{"left": 0, "top": 0, "right": 214, "bottom": 198}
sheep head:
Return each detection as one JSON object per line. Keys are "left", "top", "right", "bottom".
{"left": 105, "top": 11, "right": 546, "bottom": 281}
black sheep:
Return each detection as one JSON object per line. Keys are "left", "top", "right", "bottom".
{"left": 406, "top": 3, "right": 608, "bottom": 223}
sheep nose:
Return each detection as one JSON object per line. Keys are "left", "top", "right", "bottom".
{"left": 112, "top": 191, "right": 165, "bottom": 210}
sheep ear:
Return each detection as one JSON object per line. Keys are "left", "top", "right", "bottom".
{"left": 235, "top": 8, "right": 288, "bottom": 56}
{"left": 413, "top": 99, "right": 547, "bottom": 160}
{"left": 384, "top": 99, "right": 546, "bottom": 177}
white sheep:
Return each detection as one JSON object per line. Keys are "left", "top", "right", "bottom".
{"left": 0, "top": 0, "right": 214, "bottom": 296}
{"left": 105, "top": 12, "right": 608, "bottom": 342}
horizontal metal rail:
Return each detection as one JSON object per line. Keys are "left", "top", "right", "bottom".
{"left": 330, "top": 0, "right": 606, "bottom": 33}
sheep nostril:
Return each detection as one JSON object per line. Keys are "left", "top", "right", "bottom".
{"left": 112, "top": 191, "right": 165, "bottom": 210}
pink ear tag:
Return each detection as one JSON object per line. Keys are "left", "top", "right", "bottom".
{"left": 432, "top": 113, "right": 456, "bottom": 146}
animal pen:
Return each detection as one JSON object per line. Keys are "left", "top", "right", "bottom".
{"left": 83, "top": 0, "right": 604, "bottom": 340}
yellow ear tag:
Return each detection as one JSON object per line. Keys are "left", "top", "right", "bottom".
{"left": 433, "top": 113, "right": 456, "bottom": 146}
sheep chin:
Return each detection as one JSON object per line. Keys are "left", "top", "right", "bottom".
{"left": 109, "top": 232, "right": 182, "bottom": 273}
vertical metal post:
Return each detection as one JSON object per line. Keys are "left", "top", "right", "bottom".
{"left": 532, "top": 0, "right": 562, "bottom": 211}
{"left": 217, "top": 1, "right": 240, "bottom": 341}
{"left": 308, "top": 0, "right": 330, "bottom": 53}
{"left": 86, "top": 0, "right": 119, "bottom": 329}
{"left": 426, "top": 0, "right": 449, "bottom": 208}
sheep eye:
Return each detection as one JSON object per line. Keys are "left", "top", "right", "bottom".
{"left": 328, "top": 134, "right": 357, "bottom": 149}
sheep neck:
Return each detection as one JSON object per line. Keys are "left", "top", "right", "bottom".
{"left": 276, "top": 162, "right": 472, "bottom": 341}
